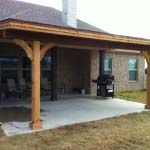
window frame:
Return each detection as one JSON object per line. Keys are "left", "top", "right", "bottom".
{"left": 22, "top": 56, "right": 52, "bottom": 82}
{"left": 103, "top": 56, "right": 112, "bottom": 75}
{"left": 128, "top": 58, "right": 138, "bottom": 81}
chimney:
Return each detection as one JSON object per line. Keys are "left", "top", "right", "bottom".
{"left": 62, "top": 0, "right": 77, "bottom": 28}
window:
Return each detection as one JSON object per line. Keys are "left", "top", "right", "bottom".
{"left": 22, "top": 56, "right": 31, "bottom": 82}
{"left": 103, "top": 57, "right": 112, "bottom": 74}
{"left": 0, "top": 57, "right": 18, "bottom": 83}
{"left": 0, "top": 56, "right": 52, "bottom": 84}
{"left": 128, "top": 59, "right": 138, "bottom": 81}
{"left": 41, "top": 56, "right": 52, "bottom": 81}
{"left": 41, "top": 57, "right": 51, "bottom": 70}
{"left": 22, "top": 56, "right": 52, "bottom": 82}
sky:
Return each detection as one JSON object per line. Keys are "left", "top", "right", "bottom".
{"left": 18, "top": 0, "right": 150, "bottom": 39}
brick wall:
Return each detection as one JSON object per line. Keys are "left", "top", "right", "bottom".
{"left": 57, "top": 47, "right": 91, "bottom": 94}
{"left": 105, "top": 51, "right": 145, "bottom": 92}
{"left": 90, "top": 51, "right": 100, "bottom": 95}
{"left": 57, "top": 48, "right": 145, "bottom": 95}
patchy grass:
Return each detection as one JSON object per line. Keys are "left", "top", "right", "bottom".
{"left": 115, "top": 90, "right": 146, "bottom": 104}
{"left": 0, "top": 111, "right": 150, "bottom": 150}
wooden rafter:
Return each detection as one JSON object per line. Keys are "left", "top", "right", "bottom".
{"left": 13, "top": 39, "right": 33, "bottom": 60}
{"left": 40, "top": 42, "right": 55, "bottom": 60}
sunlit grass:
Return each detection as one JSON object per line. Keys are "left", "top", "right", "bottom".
{"left": 115, "top": 90, "right": 146, "bottom": 104}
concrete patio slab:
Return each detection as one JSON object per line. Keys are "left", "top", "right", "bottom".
{"left": 1, "top": 98, "right": 146, "bottom": 136}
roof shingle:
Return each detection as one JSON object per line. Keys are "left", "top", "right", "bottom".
{"left": 0, "top": 0, "right": 106, "bottom": 33}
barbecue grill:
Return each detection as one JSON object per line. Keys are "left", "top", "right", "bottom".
{"left": 93, "top": 74, "right": 114, "bottom": 98}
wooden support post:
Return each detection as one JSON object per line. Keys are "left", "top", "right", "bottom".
{"left": 145, "top": 63, "right": 150, "bottom": 109}
{"left": 14, "top": 39, "right": 55, "bottom": 130}
{"left": 30, "top": 41, "right": 42, "bottom": 130}
{"left": 142, "top": 51, "right": 150, "bottom": 109}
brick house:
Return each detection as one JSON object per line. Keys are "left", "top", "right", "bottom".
{"left": 101, "top": 50, "right": 145, "bottom": 92}
{"left": 0, "top": 0, "right": 145, "bottom": 96}
{"left": 56, "top": 48, "right": 145, "bottom": 95}
{"left": 0, "top": 0, "right": 148, "bottom": 129}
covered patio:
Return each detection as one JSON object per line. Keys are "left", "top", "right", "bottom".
{"left": 0, "top": 19, "right": 150, "bottom": 131}
{"left": 1, "top": 97, "right": 145, "bottom": 136}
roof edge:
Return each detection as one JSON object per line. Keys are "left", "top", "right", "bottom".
{"left": 0, "top": 19, "right": 150, "bottom": 46}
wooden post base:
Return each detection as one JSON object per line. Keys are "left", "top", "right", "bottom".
{"left": 145, "top": 105, "right": 150, "bottom": 109}
{"left": 29, "top": 121, "right": 42, "bottom": 130}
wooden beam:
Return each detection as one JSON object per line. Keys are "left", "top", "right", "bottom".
{"left": 30, "top": 41, "right": 42, "bottom": 130}
{"left": 1, "top": 20, "right": 150, "bottom": 46}
{"left": 13, "top": 39, "right": 33, "bottom": 60}
{"left": 142, "top": 51, "right": 150, "bottom": 64}
{"left": 40, "top": 42, "right": 55, "bottom": 60}
{"left": 3, "top": 30, "right": 150, "bottom": 51}
{"left": 142, "top": 51, "right": 150, "bottom": 109}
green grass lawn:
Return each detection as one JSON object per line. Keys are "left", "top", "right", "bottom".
{"left": 115, "top": 90, "right": 146, "bottom": 104}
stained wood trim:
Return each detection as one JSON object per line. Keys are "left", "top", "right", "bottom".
{"left": 142, "top": 51, "right": 150, "bottom": 64}
{"left": 142, "top": 50, "right": 150, "bottom": 109}
{"left": 40, "top": 42, "right": 55, "bottom": 60}
{"left": 30, "top": 40, "right": 42, "bottom": 130}
{"left": 1, "top": 21, "right": 150, "bottom": 46}
{"left": 13, "top": 39, "right": 33, "bottom": 60}
{"left": 146, "top": 60, "right": 150, "bottom": 109}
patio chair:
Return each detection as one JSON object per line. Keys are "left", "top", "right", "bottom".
{"left": 7, "top": 79, "right": 21, "bottom": 98}
{"left": 41, "top": 78, "right": 51, "bottom": 96}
